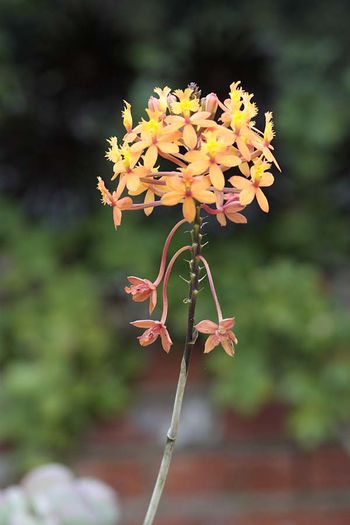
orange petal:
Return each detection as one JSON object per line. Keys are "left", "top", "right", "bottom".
{"left": 190, "top": 111, "right": 211, "bottom": 123}
{"left": 217, "top": 211, "right": 227, "bottom": 226}
{"left": 195, "top": 319, "right": 218, "bottom": 334}
{"left": 160, "top": 327, "right": 172, "bottom": 353}
{"left": 229, "top": 176, "right": 251, "bottom": 190}
{"left": 144, "top": 144, "right": 158, "bottom": 169}
{"left": 209, "top": 164, "right": 225, "bottom": 190}
{"left": 189, "top": 160, "right": 209, "bottom": 175}
{"left": 239, "top": 187, "right": 256, "bottom": 206}
{"left": 204, "top": 334, "right": 219, "bottom": 353}
{"left": 256, "top": 187, "right": 269, "bottom": 212}
{"left": 161, "top": 191, "right": 183, "bottom": 206}
{"left": 183, "top": 124, "right": 198, "bottom": 149}
{"left": 112, "top": 207, "right": 122, "bottom": 228}
{"left": 130, "top": 140, "right": 149, "bottom": 153}
{"left": 182, "top": 197, "right": 196, "bottom": 222}
{"left": 259, "top": 172, "right": 274, "bottom": 187}
{"left": 126, "top": 173, "right": 140, "bottom": 192}
{"left": 130, "top": 320, "right": 155, "bottom": 328}
{"left": 236, "top": 136, "right": 251, "bottom": 161}
{"left": 192, "top": 188, "right": 216, "bottom": 204}
{"left": 144, "top": 189, "right": 155, "bottom": 216}
{"left": 238, "top": 162, "right": 250, "bottom": 177}
{"left": 158, "top": 141, "right": 179, "bottom": 154}
{"left": 215, "top": 154, "right": 241, "bottom": 167}
{"left": 220, "top": 318, "right": 235, "bottom": 330}
{"left": 226, "top": 211, "right": 247, "bottom": 224}
{"left": 221, "top": 338, "right": 235, "bottom": 357}
{"left": 149, "top": 289, "right": 157, "bottom": 314}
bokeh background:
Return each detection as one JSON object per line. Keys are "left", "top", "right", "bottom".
{"left": 1, "top": 0, "right": 350, "bottom": 523}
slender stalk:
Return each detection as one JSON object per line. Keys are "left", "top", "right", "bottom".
{"left": 199, "top": 255, "right": 223, "bottom": 322}
{"left": 142, "top": 205, "right": 202, "bottom": 525}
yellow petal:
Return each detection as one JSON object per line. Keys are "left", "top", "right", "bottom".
{"left": 209, "top": 164, "right": 225, "bottom": 190}
{"left": 182, "top": 197, "right": 196, "bottom": 222}
{"left": 256, "top": 187, "right": 269, "bottom": 212}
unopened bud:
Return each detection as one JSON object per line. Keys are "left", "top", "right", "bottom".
{"left": 148, "top": 96, "right": 160, "bottom": 113}
{"left": 167, "top": 94, "right": 177, "bottom": 112}
{"left": 205, "top": 93, "right": 218, "bottom": 117}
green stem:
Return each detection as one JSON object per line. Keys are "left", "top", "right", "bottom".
{"left": 142, "top": 206, "right": 202, "bottom": 525}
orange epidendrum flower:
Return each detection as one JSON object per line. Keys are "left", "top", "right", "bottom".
{"left": 230, "top": 158, "right": 274, "bottom": 212}
{"left": 195, "top": 318, "right": 238, "bottom": 356}
{"left": 98, "top": 82, "right": 280, "bottom": 355}
{"left": 161, "top": 170, "right": 216, "bottom": 222}
{"left": 130, "top": 320, "right": 172, "bottom": 353}
{"left": 97, "top": 176, "right": 132, "bottom": 229}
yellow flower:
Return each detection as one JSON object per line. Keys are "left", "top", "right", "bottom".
{"left": 161, "top": 171, "right": 216, "bottom": 222}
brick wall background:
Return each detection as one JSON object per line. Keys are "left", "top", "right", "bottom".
{"left": 75, "top": 350, "right": 350, "bottom": 525}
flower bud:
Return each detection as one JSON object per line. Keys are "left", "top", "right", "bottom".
{"left": 148, "top": 96, "right": 160, "bottom": 113}
{"left": 167, "top": 94, "right": 177, "bottom": 112}
{"left": 205, "top": 93, "right": 218, "bottom": 117}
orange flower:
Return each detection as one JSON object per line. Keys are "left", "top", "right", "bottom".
{"left": 125, "top": 277, "right": 157, "bottom": 314}
{"left": 230, "top": 159, "right": 274, "bottom": 213}
{"left": 110, "top": 144, "right": 146, "bottom": 192}
{"left": 130, "top": 320, "right": 172, "bottom": 353}
{"left": 252, "top": 112, "right": 281, "bottom": 171}
{"left": 131, "top": 112, "right": 180, "bottom": 169}
{"left": 161, "top": 170, "right": 216, "bottom": 222}
{"left": 97, "top": 177, "right": 132, "bottom": 229}
{"left": 195, "top": 318, "right": 237, "bottom": 356}
{"left": 216, "top": 194, "right": 247, "bottom": 227}
{"left": 186, "top": 129, "right": 241, "bottom": 190}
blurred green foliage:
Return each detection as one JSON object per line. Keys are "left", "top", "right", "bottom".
{"left": 0, "top": 201, "right": 141, "bottom": 468}
{"left": 0, "top": 0, "right": 350, "bottom": 463}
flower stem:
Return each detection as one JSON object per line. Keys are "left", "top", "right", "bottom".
{"left": 142, "top": 205, "right": 202, "bottom": 525}
{"left": 160, "top": 245, "right": 191, "bottom": 324}
{"left": 154, "top": 219, "right": 187, "bottom": 287}
{"left": 199, "top": 255, "right": 223, "bottom": 322}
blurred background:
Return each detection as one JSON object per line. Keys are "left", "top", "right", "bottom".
{"left": 0, "top": 0, "right": 350, "bottom": 523}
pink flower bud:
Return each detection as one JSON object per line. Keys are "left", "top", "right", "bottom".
{"left": 205, "top": 93, "right": 218, "bottom": 116}
{"left": 148, "top": 96, "right": 161, "bottom": 113}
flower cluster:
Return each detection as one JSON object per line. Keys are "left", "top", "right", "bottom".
{"left": 98, "top": 82, "right": 279, "bottom": 356}
{"left": 98, "top": 82, "right": 280, "bottom": 228}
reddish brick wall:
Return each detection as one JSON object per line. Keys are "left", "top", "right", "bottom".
{"left": 75, "top": 350, "right": 350, "bottom": 524}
